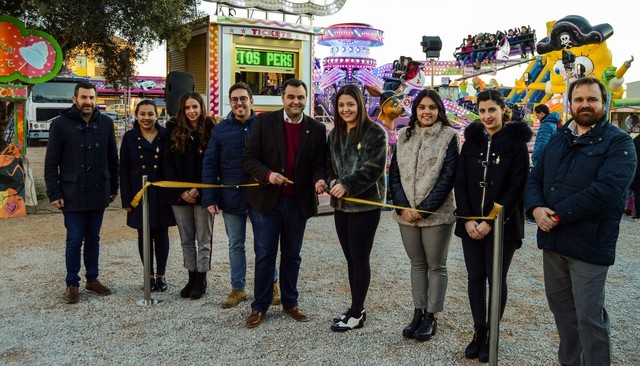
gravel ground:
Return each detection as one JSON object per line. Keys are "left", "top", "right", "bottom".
{"left": 1, "top": 147, "right": 639, "bottom": 365}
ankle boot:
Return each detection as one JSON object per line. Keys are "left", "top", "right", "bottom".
{"left": 180, "top": 271, "right": 196, "bottom": 298}
{"left": 465, "top": 325, "right": 486, "bottom": 359}
{"left": 413, "top": 312, "right": 437, "bottom": 342}
{"left": 402, "top": 309, "right": 424, "bottom": 339}
{"left": 478, "top": 328, "right": 490, "bottom": 363}
{"left": 201, "top": 272, "right": 207, "bottom": 294}
{"left": 190, "top": 272, "right": 207, "bottom": 300}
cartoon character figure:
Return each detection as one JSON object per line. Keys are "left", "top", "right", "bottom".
{"left": 365, "top": 86, "right": 404, "bottom": 131}
{"left": 472, "top": 77, "right": 487, "bottom": 92}
{"left": 520, "top": 16, "right": 631, "bottom": 99}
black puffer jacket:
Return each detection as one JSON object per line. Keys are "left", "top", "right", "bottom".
{"left": 202, "top": 111, "right": 256, "bottom": 215}
{"left": 454, "top": 121, "right": 532, "bottom": 243}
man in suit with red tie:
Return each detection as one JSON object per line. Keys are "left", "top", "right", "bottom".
{"left": 243, "top": 78, "right": 328, "bottom": 328}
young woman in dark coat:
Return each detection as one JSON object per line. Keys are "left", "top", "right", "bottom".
{"left": 454, "top": 90, "right": 532, "bottom": 362}
{"left": 163, "top": 92, "right": 215, "bottom": 300}
{"left": 324, "top": 84, "right": 387, "bottom": 332}
{"left": 120, "top": 100, "right": 176, "bottom": 291}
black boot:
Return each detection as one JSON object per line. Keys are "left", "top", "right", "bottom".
{"left": 201, "top": 272, "right": 207, "bottom": 294}
{"left": 180, "top": 271, "right": 196, "bottom": 298}
{"left": 465, "top": 325, "right": 486, "bottom": 359}
{"left": 190, "top": 272, "right": 207, "bottom": 300}
{"left": 149, "top": 277, "right": 158, "bottom": 292}
{"left": 478, "top": 329, "right": 490, "bottom": 363}
{"left": 413, "top": 312, "right": 437, "bottom": 342}
{"left": 402, "top": 309, "right": 424, "bottom": 339}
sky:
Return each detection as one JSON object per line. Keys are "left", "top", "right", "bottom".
{"left": 136, "top": 0, "right": 640, "bottom": 87}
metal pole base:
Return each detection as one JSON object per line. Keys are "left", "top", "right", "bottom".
{"left": 135, "top": 298, "right": 160, "bottom": 307}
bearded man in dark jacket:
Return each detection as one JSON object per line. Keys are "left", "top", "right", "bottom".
{"left": 525, "top": 77, "right": 636, "bottom": 366}
{"left": 44, "top": 82, "right": 119, "bottom": 304}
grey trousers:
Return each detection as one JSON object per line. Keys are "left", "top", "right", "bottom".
{"left": 398, "top": 223, "right": 453, "bottom": 312}
{"left": 543, "top": 250, "right": 611, "bottom": 366}
{"left": 172, "top": 205, "right": 213, "bottom": 272}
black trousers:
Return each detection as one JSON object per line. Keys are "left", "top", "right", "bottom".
{"left": 461, "top": 236, "right": 518, "bottom": 328}
{"left": 136, "top": 228, "right": 170, "bottom": 276}
{"left": 334, "top": 208, "right": 381, "bottom": 317}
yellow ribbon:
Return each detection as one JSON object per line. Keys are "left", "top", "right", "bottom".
{"left": 130, "top": 180, "right": 261, "bottom": 208}
{"left": 339, "top": 196, "right": 502, "bottom": 221}
{"left": 130, "top": 179, "right": 501, "bottom": 221}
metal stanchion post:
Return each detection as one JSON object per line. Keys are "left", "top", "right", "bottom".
{"left": 430, "top": 58, "right": 435, "bottom": 89}
{"left": 489, "top": 206, "right": 504, "bottom": 366}
{"left": 136, "top": 175, "right": 158, "bottom": 307}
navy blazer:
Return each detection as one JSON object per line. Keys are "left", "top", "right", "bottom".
{"left": 243, "top": 109, "right": 327, "bottom": 219}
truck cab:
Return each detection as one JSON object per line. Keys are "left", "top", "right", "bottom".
{"left": 27, "top": 77, "right": 87, "bottom": 144}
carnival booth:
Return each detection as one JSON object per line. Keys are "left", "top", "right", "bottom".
{"left": 0, "top": 15, "right": 63, "bottom": 218}
{"left": 167, "top": 9, "right": 321, "bottom": 118}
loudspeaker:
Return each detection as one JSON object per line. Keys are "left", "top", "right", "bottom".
{"left": 166, "top": 72, "right": 195, "bottom": 117}
{"left": 421, "top": 36, "right": 442, "bottom": 58}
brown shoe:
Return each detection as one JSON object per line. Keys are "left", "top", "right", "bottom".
{"left": 63, "top": 286, "right": 79, "bottom": 304}
{"left": 245, "top": 311, "right": 265, "bottom": 328}
{"left": 221, "top": 289, "right": 247, "bottom": 309}
{"left": 85, "top": 280, "right": 112, "bottom": 296}
{"left": 283, "top": 306, "right": 309, "bottom": 322}
{"left": 272, "top": 280, "right": 281, "bottom": 305}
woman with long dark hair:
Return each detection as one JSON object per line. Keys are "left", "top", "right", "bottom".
{"left": 325, "top": 84, "right": 387, "bottom": 331}
{"left": 163, "top": 92, "right": 215, "bottom": 300}
{"left": 389, "top": 89, "right": 460, "bottom": 342}
{"left": 454, "top": 90, "right": 531, "bottom": 362}
{"left": 120, "top": 100, "right": 176, "bottom": 291}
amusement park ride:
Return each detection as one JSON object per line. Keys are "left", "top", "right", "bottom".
{"left": 313, "top": 15, "right": 635, "bottom": 139}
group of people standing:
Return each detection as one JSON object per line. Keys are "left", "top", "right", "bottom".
{"left": 45, "top": 76, "right": 635, "bottom": 365}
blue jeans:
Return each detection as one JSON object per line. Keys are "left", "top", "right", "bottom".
{"left": 63, "top": 209, "right": 106, "bottom": 287}
{"left": 543, "top": 250, "right": 611, "bottom": 366}
{"left": 222, "top": 212, "right": 279, "bottom": 291}
{"left": 222, "top": 212, "right": 248, "bottom": 291}
{"left": 249, "top": 197, "right": 307, "bottom": 312}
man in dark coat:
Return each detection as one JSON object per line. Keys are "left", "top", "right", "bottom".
{"left": 525, "top": 77, "right": 636, "bottom": 366}
{"left": 202, "top": 82, "right": 280, "bottom": 309}
{"left": 44, "top": 82, "right": 119, "bottom": 304}
{"left": 242, "top": 79, "right": 328, "bottom": 328}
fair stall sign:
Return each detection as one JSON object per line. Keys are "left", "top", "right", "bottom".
{"left": 0, "top": 15, "right": 63, "bottom": 84}
{"left": 0, "top": 84, "right": 27, "bottom": 100}
{"left": 0, "top": 84, "right": 28, "bottom": 154}
{"left": 236, "top": 49, "right": 294, "bottom": 68}
{"left": 222, "top": 26, "right": 310, "bottom": 41}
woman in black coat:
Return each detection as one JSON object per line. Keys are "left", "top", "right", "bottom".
{"left": 120, "top": 100, "right": 175, "bottom": 291}
{"left": 454, "top": 90, "right": 532, "bottom": 362}
{"left": 163, "top": 92, "right": 215, "bottom": 300}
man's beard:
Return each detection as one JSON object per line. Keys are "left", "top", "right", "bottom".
{"left": 77, "top": 103, "right": 94, "bottom": 117}
{"left": 572, "top": 106, "right": 605, "bottom": 127}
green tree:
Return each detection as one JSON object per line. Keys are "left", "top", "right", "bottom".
{"left": 1, "top": 0, "right": 204, "bottom": 87}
